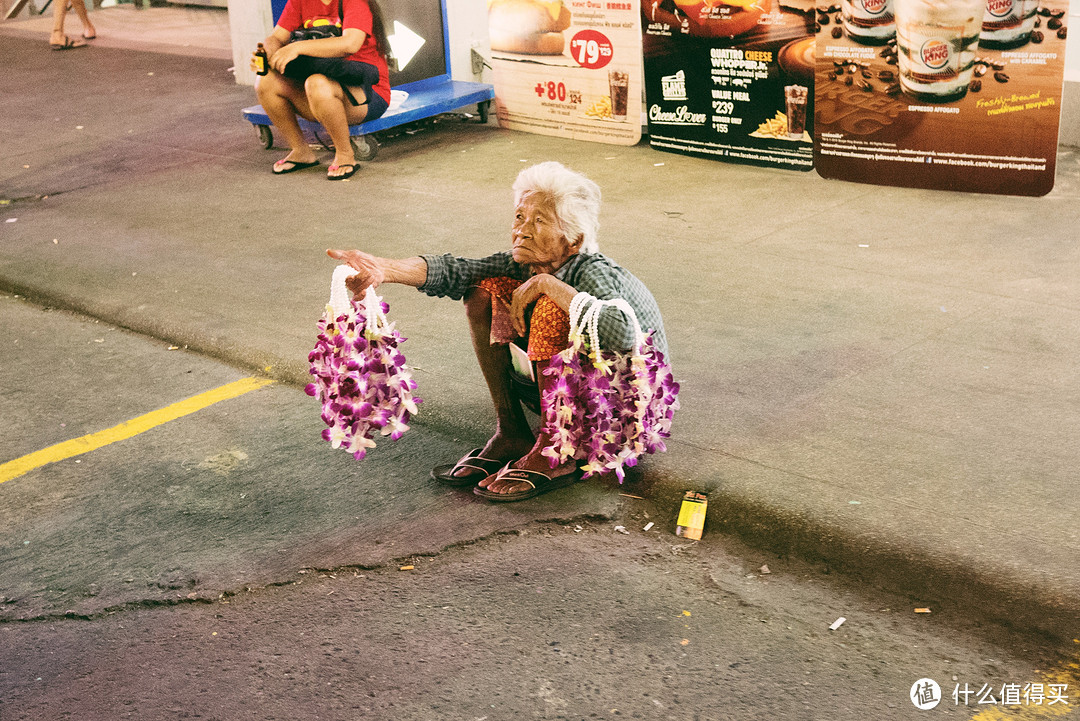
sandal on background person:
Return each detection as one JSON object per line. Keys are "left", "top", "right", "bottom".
{"left": 327, "top": 164, "right": 358, "bottom": 180}
{"left": 50, "top": 35, "right": 87, "bottom": 50}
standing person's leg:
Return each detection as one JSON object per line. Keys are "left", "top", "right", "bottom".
{"left": 70, "top": 0, "right": 96, "bottom": 39}
{"left": 303, "top": 75, "right": 368, "bottom": 179}
{"left": 50, "top": 0, "right": 83, "bottom": 49}
{"left": 255, "top": 72, "right": 320, "bottom": 172}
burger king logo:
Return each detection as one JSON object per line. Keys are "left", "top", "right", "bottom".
{"left": 860, "top": 0, "right": 887, "bottom": 15}
{"left": 920, "top": 39, "right": 950, "bottom": 69}
{"left": 985, "top": 0, "right": 1014, "bottom": 17}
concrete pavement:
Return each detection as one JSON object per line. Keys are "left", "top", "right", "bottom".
{"left": 1, "top": 30, "right": 1078, "bottom": 643}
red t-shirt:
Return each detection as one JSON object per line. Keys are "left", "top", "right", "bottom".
{"left": 276, "top": 0, "right": 390, "bottom": 104}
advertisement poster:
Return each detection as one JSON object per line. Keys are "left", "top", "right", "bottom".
{"left": 641, "top": 0, "right": 816, "bottom": 169}
{"left": 813, "top": 0, "right": 1068, "bottom": 195}
{"left": 488, "top": 0, "right": 643, "bottom": 144}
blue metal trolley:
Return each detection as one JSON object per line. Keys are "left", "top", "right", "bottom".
{"left": 242, "top": 0, "right": 493, "bottom": 161}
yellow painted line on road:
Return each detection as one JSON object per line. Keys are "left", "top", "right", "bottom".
{"left": 967, "top": 649, "right": 1080, "bottom": 720}
{"left": 0, "top": 377, "right": 275, "bottom": 485}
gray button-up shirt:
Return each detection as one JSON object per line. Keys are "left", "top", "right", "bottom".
{"left": 419, "top": 250, "right": 667, "bottom": 357}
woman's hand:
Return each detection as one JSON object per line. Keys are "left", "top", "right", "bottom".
{"left": 511, "top": 274, "right": 579, "bottom": 336}
{"left": 269, "top": 41, "right": 303, "bottom": 74}
{"left": 327, "top": 249, "right": 386, "bottom": 296}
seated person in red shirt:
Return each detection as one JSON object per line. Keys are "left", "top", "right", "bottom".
{"left": 252, "top": 0, "right": 391, "bottom": 180}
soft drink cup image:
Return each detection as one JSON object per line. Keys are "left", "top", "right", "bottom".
{"left": 980, "top": 0, "right": 1037, "bottom": 49}
{"left": 608, "top": 69, "right": 629, "bottom": 121}
{"left": 895, "top": 0, "right": 985, "bottom": 102}
{"left": 784, "top": 85, "right": 808, "bottom": 138}
{"left": 841, "top": 0, "right": 896, "bottom": 45}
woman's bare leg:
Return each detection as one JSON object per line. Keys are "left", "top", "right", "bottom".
{"left": 459, "top": 287, "right": 536, "bottom": 477}
{"left": 479, "top": 361, "right": 578, "bottom": 495}
{"left": 304, "top": 74, "right": 368, "bottom": 177}
{"left": 70, "top": 0, "right": 95, "bottom": 38}
{"left": 255, "top": 72, "right": 318, "bottom": 167}
{"left": 50, "top": 0, "right": 82, "bottom": 46}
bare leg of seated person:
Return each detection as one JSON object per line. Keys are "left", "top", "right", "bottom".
{"left": 455, "top": 287, "right": 536, "bottom": 480}
{"left": 476, "top": 368, "right": 580, "bottom": 496}
{"left": 255, "top": 72, "right": 320, "bottom": 171}
{"left": 472, "top": 291, "right": 578, "bottom": 497}
{"left": 304, "top": 75, "right": 369, "bottom": 179}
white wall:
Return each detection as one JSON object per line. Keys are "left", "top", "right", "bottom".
{"left": 227, "top": 0, "right": 275, "bottom": 87}
{"left": 228, "top": 0, "right": 492, "bottom": 87}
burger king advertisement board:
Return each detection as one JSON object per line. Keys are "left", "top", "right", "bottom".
{"left": 641, "top": 0, "right": 816, "bottom": 170}
{"left": 488, "top": 0, "right": 643, "bottom": 144}
{"left": 813, "top": 0, "right": 1069, "bottom": 195}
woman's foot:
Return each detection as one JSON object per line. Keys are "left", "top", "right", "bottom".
{"left": 477, "top": 439, "right": 577, "bottom": 496}
{"left": 327, "top": 152, "right": 359, "bottom": 180}
{"left": 49, "top": 33, "right": 86, "bottom": 50}
{"left": 272, "top": 150, "right": 319, "bottom": 175}
{"left": 448, "top": 432, "right": 533, "bottom": 480}
{"left": 82, "top": 21, "right": 96, "bottom": 39}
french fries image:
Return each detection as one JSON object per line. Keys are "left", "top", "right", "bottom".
{"left": 585, "top": 95, "right": 613, "bottom": 119}
{"left": 755, "top": 111, "right": 789, "bottom": 138}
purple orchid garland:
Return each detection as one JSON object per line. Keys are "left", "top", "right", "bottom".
{"left": 539, "top": 295, "right": 680, "bottom": 482}
{"left": 305, "top": 286, "right": 420, "bottom": 460}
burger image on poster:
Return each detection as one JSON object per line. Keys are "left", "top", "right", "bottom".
{"left": 672, "top": 0, "right": 772, "bottom": 37}
{"left": 489, "top": 0, "right": 573, "bottom": 55}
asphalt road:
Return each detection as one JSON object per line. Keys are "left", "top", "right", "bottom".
{"left": 3, "top": 295, "right": 1078, "bottom": 720}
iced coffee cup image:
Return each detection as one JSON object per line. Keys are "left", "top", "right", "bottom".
{"left": 895, "top": 0, "right": 984, "bottom": 102}
{"left": 841, "top": 0, "right": 896, "bottom": 45}
{"left": 672, "top": 0, "right": 771, "bottom": 38}
{"left": 980, "top": 0, "right": 1037, "bottom": 49}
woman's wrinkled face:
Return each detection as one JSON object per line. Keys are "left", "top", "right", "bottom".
{"left": 511, "top": 194, "right": 578, "bottom": 274}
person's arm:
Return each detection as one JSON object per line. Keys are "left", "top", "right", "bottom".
{"left": 327, "top": 249, "right": 427, "bottom": 296}
{"left": 509, "top": 274, "right": 577, "bottom": 337}
{"left": 250, "top": 26, "right": 290, "bottom": 73}
{"left": 270, "top": 28, "right": 365, "bottom": 72}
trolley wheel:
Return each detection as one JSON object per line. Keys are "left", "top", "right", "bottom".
{"left": 256, "top": 124, "right": 273, "bottom": 149}
{"left": 351, "top": 134, "right": 379, "bottom": 162}
{"left": 478, "top": 100, "right": 491, "bottom": 123}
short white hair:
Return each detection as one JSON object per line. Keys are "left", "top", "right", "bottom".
{"left": 512, "top": 161, "right": 601, "bottom": 254}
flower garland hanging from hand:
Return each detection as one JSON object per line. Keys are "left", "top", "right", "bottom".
{"left": 540, "top": 293, "right": 679, "bottom": 482}
{"left": 306, "top": 267, "right": 420, "bottom": 460}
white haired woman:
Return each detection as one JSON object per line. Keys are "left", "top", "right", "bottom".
{"left": 328, "top": 161, "right": 667, "bottom": 501}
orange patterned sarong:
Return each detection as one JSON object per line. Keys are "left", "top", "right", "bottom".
{"left": 476, "top": 277, "right": 570, "bottom": 361}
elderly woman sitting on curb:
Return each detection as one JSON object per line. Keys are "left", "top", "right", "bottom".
{"left": 328, "top": 161, "right": 667, "bottom": 501}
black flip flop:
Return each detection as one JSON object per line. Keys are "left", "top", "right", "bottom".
{"left": 50, "top": 36, "right": 87, "bottom": 50}
{"left": 473, "top": 464, "right": 582, "bottom": 503}
{"left": 272, "top": 159, "right": 319, "bottom": 175}
{"left": 431, "top": 448, "right": 508, "bottom": 488}
{"left": 327, "top": 164, "right": 358, "bottom": 181}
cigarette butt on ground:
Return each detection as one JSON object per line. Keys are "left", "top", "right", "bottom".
{"left": 643, "top": 522, "right": 655, "bottom": 531}
{"left": 830, "top": 617, "right": 846, "bottom": 631}
{"left": 914, "top": 607, "right": 932, "bottom": 614}
{"left": 399, "top": 565, "right": 414, "bottom": 571}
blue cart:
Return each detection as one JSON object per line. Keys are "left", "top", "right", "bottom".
{"left": 242, "top": 0, "right": 494, "bottom": 161}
